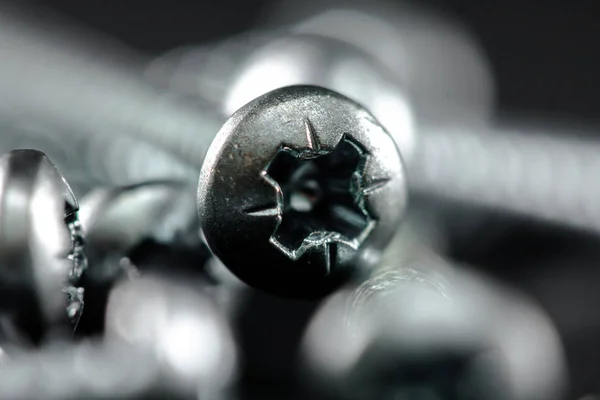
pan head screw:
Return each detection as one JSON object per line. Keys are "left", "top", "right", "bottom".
{"left": 198, "top": 85, "right": 407, "bottom": 298}
{"left": 0, "top": 149, "right": 84, "bottom": 340}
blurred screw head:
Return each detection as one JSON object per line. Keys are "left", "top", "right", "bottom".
{"left": 105, "top": 274, "right": 238, "bottom": 397}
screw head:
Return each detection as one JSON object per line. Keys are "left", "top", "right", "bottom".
{"left": 198, "top": 85, "right": 407, "bottom": 298}
{"left": 0, "top": 149, "right": 80, "bottom": 340}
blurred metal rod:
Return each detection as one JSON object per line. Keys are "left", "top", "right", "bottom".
{"left": 148, "top": 31, "right": 600, "bottom": 235}
{"left": 0, "top": 5, "right": 221, "bottom": 168}
{"left": 412, "top": 121, "right": 600, "bottom": 233}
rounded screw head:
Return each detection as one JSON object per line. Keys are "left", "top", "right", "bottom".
{"left": 198, "top": 85, "right": 407, "bottom": 298}
{"left": 0, "top": 149, "right": 79, "bottom": 340}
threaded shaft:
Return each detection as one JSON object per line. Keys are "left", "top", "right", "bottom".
{"left": 411, "top": 123, "right": 600, "bottom": 233}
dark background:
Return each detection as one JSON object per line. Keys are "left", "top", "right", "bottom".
{"left": 24, "top": 1, "right": 600, "bottom": 398}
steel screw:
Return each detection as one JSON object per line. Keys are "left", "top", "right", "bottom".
{"left": 0, "top": 149, "right": 85, "bottom": 342}
{"left": 300, "top": 217, "right": 567, "bottom": 400}
{"left": 148, "top": 9, "right": 600, "bottom": 236}
{"left": 198, "top": 85, "right": 407, "bottom": 298}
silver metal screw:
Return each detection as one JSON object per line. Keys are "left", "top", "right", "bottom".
{"left": 105, "top": 274, "right": 238, "bottom": 400}
{"left": 411, "top": 121, "right": 600, "bottom": 233}
{"left": 300, "top": 215, "right": 567, "bottom": 400}
{"left": 0, "top": 149, "right": 86, "bottom": 341}
{"left": 0, "top": 5, "right": 221, "bottom": 168}
{"left": 3, "top": 4, "right": 598, "bottom": 237}
{"left": 198, "top": 85, "right": 407, "bottom": 298}
{"left": 152, "top": 26, "right": 600, "bottom": 236}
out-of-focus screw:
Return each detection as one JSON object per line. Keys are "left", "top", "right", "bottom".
{"left": 0, "top": 5, "right": 222, "bottom": 169}
{"left": 300, "top": 216, "right": 567, "bottom": 400}
{"left": 105, "top": 274, "right": 238, "bottom": 399}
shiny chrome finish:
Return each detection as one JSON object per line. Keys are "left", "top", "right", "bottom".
{"left": 220, "top": 33, "right": 417, "bottom": 162}
{"left": 78, "top": 180, "right": 199, "bottom": 290}
{"left": 105, "top": 274, "right": 238, "bottom": 399}
{"left": 263, "top": 0, "right": 495, "bottom": 125}
{"left": 0, "top": 149, "right": 85, "bottom": 341}
{"left": 198, "top": 85, "right": 407, "bottom": 298}
{"left": 147, "top": 33, "right": 418, "bottom": 160}
{"left": 0, "top": 293, "right": 236, "bottom": 400}
{"left": 79, "top": 181, "right": 197, "bottom": 255}
{"left": 156, "top": 28, "right": 600, "bottom": 236}
{"left": 301, "top": 224, "right": 567, "bottom": 400}
{"left": 0, "top": 5, "right": 222, "bottom": 168}
{"left": 0, "top": 340, "right": 197, "bottom": 399}
{"left": 0, "top": 122, "right": 198, "bottom": 198}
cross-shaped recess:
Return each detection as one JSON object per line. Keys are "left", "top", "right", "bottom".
{"left": 246, "top": 119, "right": 389, "bottom": 271}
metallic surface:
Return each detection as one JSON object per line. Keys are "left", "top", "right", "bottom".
{"left": 146, "top": 31, "right": 418, "bottom": 160}
{"left": 1, "top": 3, "right": 598, "bottom": 240}
{"left": 75, "top": 181, "right": 213, "bottom": 336}
{"left": 411, "top": 121, "right": 600, "bottom": 234}
{"left": 0, "top": 5, "right": 222, "bottom": 168}
{"left": 79, "top": 180, "right": 198, "bottom": 266}
{"left": 198, "top": 85, "right": 407, "bottom": 298}
{"left": 301, "top": 222, "right": 566, "bottom": 400}
{"left": 0, "top": 149, "right": 83, "bottom": 342}
{"left": 220, "top": 33, "right": 416, "bottom": 161}
{"left": 0, "top": 122, "right": 198, "bottom": 199}
{"left": 261, "top": 0, "right": 495, "bottom": 125}
{"left": 148, "top": 0, "right": 494, "bottom": 128}
{"left": 105, "top": 274, "right": 238, "bottom": 399}
{"left": 0, "top": 340, "right": 201, "bottom": 399}
{"left": 0, "top": 122, "right": 96, "bottom": 197}
{"left": 155, "top": 25, "right": 600, "bottom": 238}
{"left": 0, "top": 5, "right": 591, "bottom": 398}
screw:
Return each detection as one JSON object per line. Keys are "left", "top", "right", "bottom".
{"left": 6, "top": 5, "right": 597, "bottom": 237}
{"left": 0, "top": 275, "right": 239, "bottom": 400}
{"left": 105, "top": 274, "right": 238, "bottom": 399}
{"left": 0, "top": 149, "right": 86, "bottom": 342}
{"left": 410, "top": 121, "right": 600, "bottom": 234}
{"left": 300, "top": 217, "right": 567, "bottom": 400}
{"left": 261, "top": 0, "right": 495, "bottom": 124}
{"left": 198, "top": 85, "right": 407, "bottom": 298}
{"left": 0, "top": 7, "right": 221, "bottom": 169}
{"left": 155, "top": 25, "right": 600, "bottom": 236}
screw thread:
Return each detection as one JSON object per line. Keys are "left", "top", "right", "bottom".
{"left": 411, "top": 123, "right": 600, "bottom": 233}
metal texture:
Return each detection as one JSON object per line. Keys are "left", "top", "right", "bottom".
{"left": 146, "top": 32, "right": 418, "bottom": 160}
{"left": 147, "top": 0, "right": 494, "bottom": 129}
{"left": 301, "top": 221, "right": 567, "bottom": 400}
{"left": 74, "top": 181, "right": 206, "bottom": 336}
{"left": 0, "top": 5, "right": 222, "bottom": 168}
{"left": 198, "top": 85, "right": 407, "bottom": 298}
{"left": 219, "top": 33, "right": 417, "bottom": 162}
{"left": 411, "top": 121, "right": 600, "bottom": 235}
{"left": 0, "top": 121, "right": 199, "bottom": 200}
{"left": 0, "top": 270, "right": 239, "bottom": 400}
{"left": 105, "top": 274, "right": 238, "bottom": 400}
{"left": 157, "top": 25, "right": 600, "bottom": 238}
{"left": 261, "top": 0, "right": 495, "bottom": 125}
{"left": 0, "top": 149, "right": 85, "bottom": 342}
{"left": 79, "top": 180, "right": 198, "bottom": 267}
{"left": 2, "top": 2, "right": 598, "bottom": 240}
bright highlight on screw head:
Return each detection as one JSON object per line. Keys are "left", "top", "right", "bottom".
{"left": 198, "top": 85, "right": 408, "bottom": 298}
